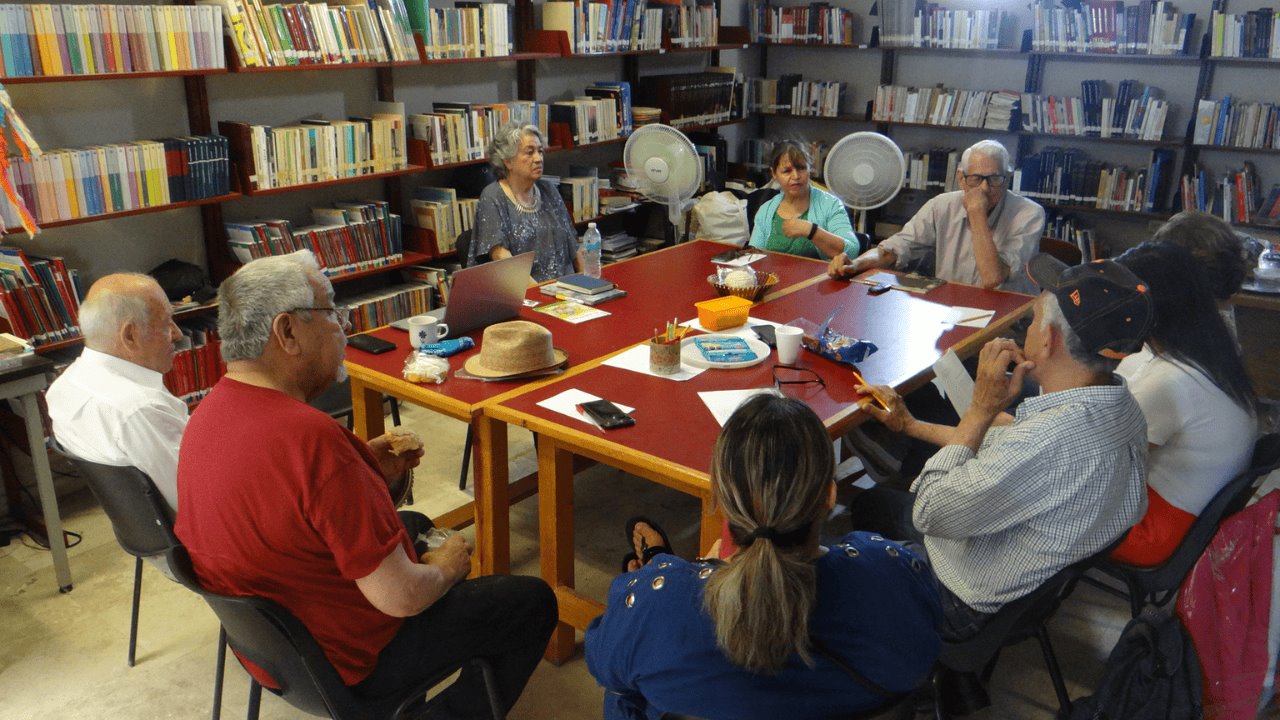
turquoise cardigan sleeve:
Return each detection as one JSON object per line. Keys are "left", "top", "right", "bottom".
{"left": 811, "top": 187, "right": 862, "bottom": 258}
{"left": 747, "top": 193, "right": 780, "bottom": 250}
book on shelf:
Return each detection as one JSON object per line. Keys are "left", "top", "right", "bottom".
{"left": 202, "top": 0, "right": 411, "bottom": 68}
{"left": 749, "top": 1, "right": 856, "bottom": 45}
{"left": 219, "top": 114, "right": 407, "bottom": 192}
{"left": 1192, "top": 96, "right": 1280, "bottom": 150}
{"left": 405, "top": 1, "right": 513, "bottom": 59}
{"left": 666, "top": 2, "right": 718, "bottom": 48}
{"left": 540, "top": 0, "right": 665, "bottom": 54}
{"left": 637, "top": 72, "right": 737, "bottom": 128}
{"left": 1209, "top": 9, "right": 1280, "bottom": 59}
{"left": 557, "top": 176, "right": 600, "bottom": 222}
{"left": 0, "top": 246, "right": 81, "bottom": 346}
{"left": 1014, "top": 145, "right": 1176, "bottom": 213}
{"left": 748, "top": 76, "right": 846, "bottom": 118}
{"left": 342, "top": 281, "right": 435, "bottom": 332}
{"left": 0, "top": 135, "right": 230, "bottom": 228}
{"left": 878, "top": 0, "right": 1016, "bottom": 49}
{"left": 1044, "top": 212, "right": 1099, "bottom": 261}
{"left": 872, "top": 84, "right": 1019, "bottom": 131}
{"left": 742, "top": 138, "right": 832, "bottom": 179}
{"left": 410, "top": 186, "right": 477, "bottom": 255}
{"left": 549, "top": 93, "right": 625, "bottom": 147}
{"left": 225, "top": 202, "right": 404, "bottom": 276}
{"left": 0, "top": 4, "right": 226, "bottom": 78}
{"left": 1031, "top": 0, "right": 1194, "bottom": 55}
{"left": 409, "top": 100, "right": 547, "bottom": 166}
{"left": 1180, "top": 162, "right": 1264, "bottom": 225}
{"left": 1019, "top": 80, "right": 1167, "bottom": 140}
{"left": 163, "top": 317, "right": 225, "bottom": 404}
{"left": 903, "top": 147, "right": 959, "bottom": 191}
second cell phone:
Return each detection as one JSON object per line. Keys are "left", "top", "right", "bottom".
{"left": 578, "top": 399, "right": 635, "bottom": 429}
{"left": 347, "top": 333, "right": 397, "bottom": 354}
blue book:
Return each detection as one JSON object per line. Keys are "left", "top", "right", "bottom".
{"left": 558, "top": 273, "right": 615, "bottom": 294}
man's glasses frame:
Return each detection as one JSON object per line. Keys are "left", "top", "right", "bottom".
{"left": 288, "top": 305, "right": 352, "bottom": 327}
{"left": 961, "top": 173, "right": 1008, "bottom": 189}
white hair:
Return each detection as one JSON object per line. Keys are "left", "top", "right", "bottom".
{"left": 1039, "top": 293, "right": 1120, "bottom": 374}
{"left": 79, "top": 273, "right": 156, "bottom": 350}
{"left": 959, "top": 140, "right": 1012, "bottom": 174}
{"left": 487, "top": 122, "right": 543, "bottom": 180}
{"left": 218, "top": 251, "right": 326, "bottom": 363}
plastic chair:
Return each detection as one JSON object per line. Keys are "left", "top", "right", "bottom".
{"left": 198, "top": 585, "right": 505, "bottom": 720}
{"left": 68, "top": 457, "right": 228, "bottom": 720}
{"left": 456, "top": 228, "right": 476, "bottom": 267}
{"left": 1086, "top": 433, "right": 1280, "bottom": 617}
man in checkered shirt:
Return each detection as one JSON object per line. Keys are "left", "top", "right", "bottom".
{"left": 853, "top": 255, "right": 1153, "bottom": 641}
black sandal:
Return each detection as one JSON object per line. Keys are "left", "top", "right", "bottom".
{"left": 621, "top": 516, "right": 673, "bottom": 572}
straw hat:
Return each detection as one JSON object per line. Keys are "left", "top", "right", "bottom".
{"left": 463, "top": 321, "right": 568, "bottom": 378}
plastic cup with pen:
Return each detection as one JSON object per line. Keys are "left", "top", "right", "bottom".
{"left": 649, "top": 319, "right": 686, "bottom": 375}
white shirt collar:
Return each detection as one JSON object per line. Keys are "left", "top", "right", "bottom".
{"left": 78, "top": 347, "right": 167, "bottom": 390}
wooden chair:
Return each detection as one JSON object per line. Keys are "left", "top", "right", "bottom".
{"left": 1038, "top": 237, "right": 1083, "bottom": 266}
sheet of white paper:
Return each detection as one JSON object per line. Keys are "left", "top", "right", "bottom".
{"left": 932, "top": 349, "right": 974, "bottom": 416}
{"left": 602, "top": 344, "right": 706, "bottom": 381}
{"left": 679, "top": 317, "right": 783, "bottom": 338}
{"left": 537, "top": 388, "right": 636, "bottom": 428}
{"left": 941, "top": 306, "right": 995, "bottom": 328}
{"left": 522, "top": 298, "right": 540, "bottom": 307}
{"left": 711, "top": 252, "right": 767, "bottom": 267}
{"left": 698, "top": 388, "right": 779, "bottom": 426}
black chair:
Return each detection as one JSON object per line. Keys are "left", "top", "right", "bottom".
{"left": 455, "top": 228, "right": 476, "bottom": 267}
{"left": 659, "top": 693, "right": 913, "bottom": 720}
{"left": 1085, "top": 432, "right": 1280, "bottom": 617}
{"left": 68, "top": 457, "right": 228, "bottom": 720}
{"left": 310, "top": 378, "right": 402, "bottom": 431}
{"left": 937, "top": 554, "right": 1101, "bottom": 719}
{"left": 197, "top": 584, "right": 505, "bottom": 720}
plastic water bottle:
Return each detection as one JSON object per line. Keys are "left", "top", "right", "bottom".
{"left": 582, "top": 222, "right": 602, "bottom": 278}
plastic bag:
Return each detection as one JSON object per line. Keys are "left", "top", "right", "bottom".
{"left": 402, "top": 352, "right": 449, "bottom": 384}
{"left": 691, "top": 191, "right": 749, "bottom": 246}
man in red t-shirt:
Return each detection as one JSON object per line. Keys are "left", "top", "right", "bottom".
{"left": 176, "top": 250, "right": 556, "bottom": 718}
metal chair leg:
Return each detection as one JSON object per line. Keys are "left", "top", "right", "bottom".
{"left": 1036, "top": 625, "right": 1073, "bottom": 716}
{"left": 246, "top": 679, "right": 262, "bottom": 720}
{"left": 476, "top": 658, "right": 506, "bottom": 719}
{"left": 388, "top": 396, "right": 401, "bottom": 426}
{"left": 459, "top": 425, "right": 474, "bottom": 491}
{"left": 128, "top": 556, "right": 143, "bottom": 667}
{"left": 212, "top": 626, "right": 226, "bottom": 720}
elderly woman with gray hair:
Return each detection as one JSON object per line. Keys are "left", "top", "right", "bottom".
{"left": 469, "top": 122, "right": 582, "bottom": 283}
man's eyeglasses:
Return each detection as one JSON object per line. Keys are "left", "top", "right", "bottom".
{"left": 962, "top": 173, "right": 1008, "bottom": 189}
{"left": 288, "top": 305, "right": 352, "bottom": 327}
{"left": 772, "top": 365, "right": 826, "bottom": 393}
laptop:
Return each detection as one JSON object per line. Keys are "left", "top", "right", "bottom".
{"left": 391, "top": 252, "right": 534, "bottom": 338}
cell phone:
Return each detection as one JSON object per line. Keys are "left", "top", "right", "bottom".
{"left": 347, "top": 333, "right": 397, "bottom": 354}
{"left": 867, "top": 282, "right": 892, "bottom": 295}
{"left": 750, "top": 324, "right": 777, "bottom": 347}
{"left": 577, "top": 399, "right": 635, "bottom": 430}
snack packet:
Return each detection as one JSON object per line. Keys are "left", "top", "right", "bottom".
{"left": 403, "top": 351, "right": 449, "bottom": 384}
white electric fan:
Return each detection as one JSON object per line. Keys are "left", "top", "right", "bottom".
{"left": 622, "top": 124, "right": 704, "bottom": 241}
{"left": 822, "top": 132, "right": 906, "bottom": 234}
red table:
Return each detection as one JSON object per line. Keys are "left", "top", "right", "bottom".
{"left": 343, "top": 241, "right": 831, "bottom": 575}
{"left": 484, "top": 273, "right": 1034, "bottom": 662}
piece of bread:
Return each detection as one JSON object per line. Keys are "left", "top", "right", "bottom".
{"left": 386, "top": 429, "right": 423, "bottom": 456}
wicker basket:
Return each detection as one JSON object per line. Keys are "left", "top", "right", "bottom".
{"left": 707, "top": 272, "right": 780, "bottom": 303}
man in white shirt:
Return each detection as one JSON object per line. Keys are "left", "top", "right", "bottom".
{"left": 47, "top": 274, "right": 185, "bottom": 511}
{"left": 827, "top": 139, "right": 1044, "bottom": 294}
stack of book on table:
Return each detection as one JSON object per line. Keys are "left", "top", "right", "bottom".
{"left": 540, "top": 274, "right": 626, "bottom": 305}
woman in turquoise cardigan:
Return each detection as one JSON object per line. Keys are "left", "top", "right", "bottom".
{"left": 749, "top": 141, "right": 861, "bottom": 260}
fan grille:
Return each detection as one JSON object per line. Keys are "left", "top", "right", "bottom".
{"left": 823, "top": 132, "right": 906, "bottom": 210}
{"left": 622, "top": 124, "right": 704, "bottom": 205}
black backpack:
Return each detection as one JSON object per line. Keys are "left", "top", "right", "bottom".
{"left": 1070, "top": 607, "right": 1203, "bottom": 720}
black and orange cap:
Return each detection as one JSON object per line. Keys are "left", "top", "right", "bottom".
{"left": 1026, "top": 254, "right": 1153, "bottom": 358}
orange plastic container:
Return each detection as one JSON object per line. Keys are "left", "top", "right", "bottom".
{"left": 695, "top": 295, "right": 752, "bottom": 331}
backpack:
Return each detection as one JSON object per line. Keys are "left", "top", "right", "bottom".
{"left": 1070, "top": 607, "right": 1204, "bottom": 720}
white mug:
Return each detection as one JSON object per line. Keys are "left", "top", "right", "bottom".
{"left": 407, "top": 315, "right": 449, "bottom": 347}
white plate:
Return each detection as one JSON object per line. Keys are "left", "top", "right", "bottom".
{"left": 680, "top": 334, "right": 771, "bottom": 369}
{"left": 1242, "top": 279, "right": 1280, "bottom": 295}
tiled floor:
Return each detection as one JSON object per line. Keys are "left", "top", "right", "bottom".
{"left": 0, "top": 402, "right": 1177, "bottom": 719}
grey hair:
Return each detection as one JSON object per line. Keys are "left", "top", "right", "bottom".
{"left": 1039, "top": 293, "right": 1120, "bottom": 374}
{"left": 487, "top": 122, "right": 542, "bottom": 180}
{"left": 79, "top": 273, "right": 157, "bottom": 350}
{"left": 959, "top": 139, "right": 1012, "bottom": 174}
{"left": 1152, "top": 211, "right": 1247, "bottom": 301}
{"left": 218, "top": 251, "right": 326, "bottom": 363}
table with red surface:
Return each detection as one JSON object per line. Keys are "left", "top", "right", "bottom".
{"left": 342, "top": 241, "right": 830, "bottom": 576}
{"left": 484, "top": 272, "right": 1034, "bottom": 662}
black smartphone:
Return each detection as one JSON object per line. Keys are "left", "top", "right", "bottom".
{"left": 347, "top": 333, "right": 397, "bottom": 354}
{"left": 750, "top": 324, "right": 777, "bottom": 347}
{"left": 867, "top": 282, "right": 892, "bottom": 295}
{"left": 578, "top": 399, "right": 635, "bottom": 430}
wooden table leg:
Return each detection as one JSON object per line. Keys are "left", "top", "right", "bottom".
{"left": 699, "top": 493, "right": 722, "bottom": 558}
{"left": 349, "top": 377, "right": 386, "bottom": 441}
{"left": 473, "top": 414, "right": 510, "bottom": 576}
{"left": 538, "top": 436, "right": 577, "bottom": 664}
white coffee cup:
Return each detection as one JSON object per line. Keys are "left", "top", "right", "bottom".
{"left": 775, "top": 325, "right": 804, "bottom": 364}
{"left": 407, "top": 315, "right": 449, "bottom": 347}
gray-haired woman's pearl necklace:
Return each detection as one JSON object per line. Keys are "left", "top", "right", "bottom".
{"left": 504, "top": 180, "right": 540, "bottom": 213}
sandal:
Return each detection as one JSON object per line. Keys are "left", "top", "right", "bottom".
{"left": 621, "top": 516, "right": 673, "bottom": 572}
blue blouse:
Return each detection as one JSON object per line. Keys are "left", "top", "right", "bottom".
{"left": 585, "top": 532, "right": 942, "bottom": 720}
{"left": 748, "top": 185, "right": 861, "bottom": 260}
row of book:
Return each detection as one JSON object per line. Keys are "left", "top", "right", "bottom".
{"left": 0, "top": 136, "right": 231, "bottom": 229}
{"left": 409, "top": 101, "right": 548, "bottom": 167}
{"left": 748, "top": 77, "right": 846, "bottom": 118}
{"left": 202, "top": 0, "right": 416, "bottom": 68}
{"left": 1020, "top": 80, "right": 1168, "bottom": 140}
{"left": 1191, "top": 97, "right": 1280, "bottom": 149}
{"left": 1030, "top": 0, "right": 1195, "bottom": 55}
{"left": 1208, "top": 9, "right": 1280, "bottom": 58}
{"left": 407, "top": 0, "right": 514, "bottom": 59}
{"left": 599, "top": 228, "right": 638, "bottom": 262}
{"left": 541, "top": 0, "right": 665, "bottom": 54}
{"left": 741, "top": 138, "right": 831, "bottom": 179}
{"left": 872, "top": 84, "right": 1019, "bottom": 131}
{"left": 637, "top": 71, "right": 738, "bottom": 129}
{"left": 0, "top": 3, "right": 225, "bottom": 78}
{"left": 345, "top": 281, "right": 434, "bottom": 333}
{"left": 747, "top": 1, "right": 855, "bottom": 45}
{"left": 879, "top": 4, "right": 1018, "bottom": 50}
{"left": 1179, "top": 163, "right": 1267, "bottom": 226}
{"left": 410, "top": 186, "right": 476, "bottom": 256}
{"left": 1043, "top": 212, "right": 1101, "bottom": 262}
{"left": 546, "top": 174, "right": 601, "bottom": 223}
{"left": 226, "top": 201, "right": 404, "bottom": 277}
{"left": 903, "top": 147, "right": 961, "bottom": 192}
{"left": 218, "top": 112, "right": 407, "bottom": 191}
{"left": 666, "top": 4, "right": 718, "bottom": 48}
{"left": 1013, "top": 146, "right": 1177, "bottom": 213}
{"left": 549, "top": 89, "right": 629, "bottom": 147}
{"left": 0, "top": 247, "right": 80, "bottom": 347}
{"left": 162, "top": 318, "right": 225, "bottom": 404}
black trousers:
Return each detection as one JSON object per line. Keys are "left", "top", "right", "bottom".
{"left": 355, "top": 574, "right": 558, "bottom": 719}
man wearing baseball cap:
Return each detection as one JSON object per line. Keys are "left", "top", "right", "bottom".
{"left": 852, "top": 255, "right": 1152, "bottom": 645}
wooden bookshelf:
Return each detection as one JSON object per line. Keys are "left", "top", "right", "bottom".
{"left": 5, "top": 193, "right": 242, "bottom": 235}
{"left": 1, "top": 68, "right": 227, "bottom": 84}
{"left": 1192, "top": 144, "right": 1280, "bottom": 155}
{"left": 420, "top": 52, "right": 559, "bottom": 65}
{"left": 884, "top": 46, "right": 1026, "bottom": 57}
{"left": 759, "top": 112, "right": 869, "bottom": 123}
{"left": 1020, "top": 132, "right": 1183, "bottom": 147}
{"left": 327, "top": 252, "right": 434, "bottom": 283}
{"left": 877, "top": 120, "right": 1018, "bottom": 133}
{"left": 1029, "top": 51, "right": 1200, "bottom": 63}
{"left": 226, "top": 59, "right": 421, "bottom": 73}
{"left": 237, "top": 166, "right": 425, "bottom": 198}
{"left": 1040, "top": 203, "right": 1174, "bottom": 221}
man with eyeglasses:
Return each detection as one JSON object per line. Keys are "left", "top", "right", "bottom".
{"left": 827, "top": 139, "right": 1044, "bottom": 294}
{"left": 176, "top": 251, "right": 557, "bottom": 718}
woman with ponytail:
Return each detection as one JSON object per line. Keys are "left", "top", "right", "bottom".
{"left": 585, "top": 395, "right": 942, "bottom": 720}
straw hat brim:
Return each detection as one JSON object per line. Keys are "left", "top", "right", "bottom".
{"left": 462, "top": 348, "right": 569, "bottom": 379}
